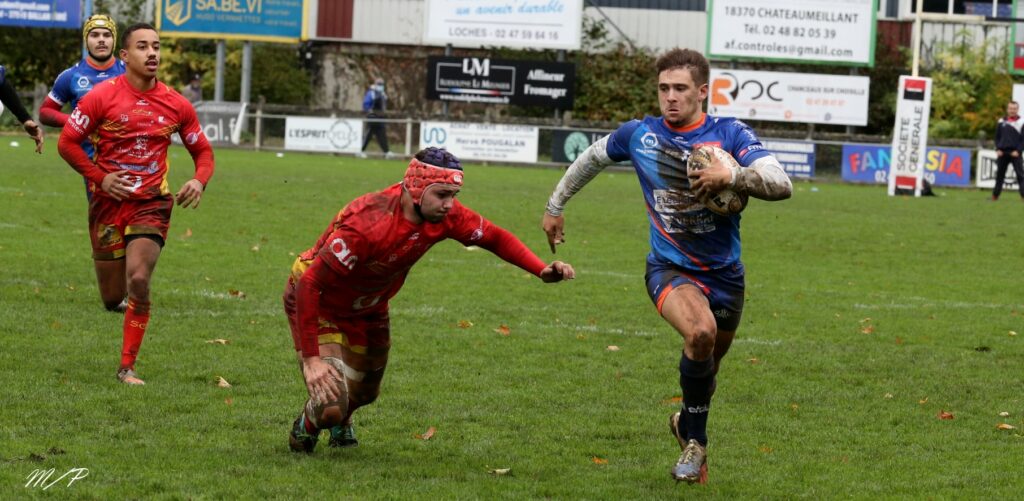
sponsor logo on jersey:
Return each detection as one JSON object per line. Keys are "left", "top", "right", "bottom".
{"left": 77, "top": 76, "right": 89, "bottom": 88}
{"left": 186, "top": 132, "right": 200, "bottom": 145}
{"left": 329, "top": 238, "right": 358, "bottom": 270}
{"left": 136, "top": 99, "right": 149, "bottom": 106}
{"left": 120, "top": 114, "right": 129, "bottom": 123}
{"left": 641, "top": 132, "right": 659, "bottom": 148}
{"left": 713, "top": 308, "right": 730, "bottom": 319}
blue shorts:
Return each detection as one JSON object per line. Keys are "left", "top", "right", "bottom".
{"left": 644, "top": 256, "right": 745, "bottom": 331}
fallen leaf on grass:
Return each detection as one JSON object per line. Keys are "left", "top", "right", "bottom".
{"left": 861, "top": 325, "right": 875, "bottom": 334}
{"left": 884, "top": 393, "right": 894, "bottom": 399}
{"left": 228, "top": 289, "right": 246, "bottom": 299}
{"left": 747, "top": 357, "right": 759, "bottom": 364}
{"left": 758, "top": 446, "right": 773, "bottom": 454}
{"left": 494, "top": 325, "right": 511, "bottom": 336}
{"left": 591, "top": 456, "right": 608, "bottom": 465}
{"left": 251, "top": 244, "right": 260, "bottom": 252}
{"left": 663, "top": 396, "right": 682, "bottom": 404}
{"left": 919, "top": 397, "right": 929, "bottom": 405}
{"left": 215, "top": 376, "right": 232, "bottom": 388}
{"left": 457, "top": 320, "right": 473, "bottom": 329}
{"left": 997, "top": 423, "right": 1016, "bottom": 430}
{"left": 999, "top": 411, "right": 1010, "bottom": 417}
{"left": 937, "top": 410, "right": 954, "bottom": 420}
{"left": 1010, "top": 331, "right": 1018, "bottom": 337}
{"left": 894, "top": 337, "right": 904, "bottom": 345}
{"left": 415, "top": 426, "right": 436, "bottom": 440}
{"left": 205, "top": 339, "right": 230, "bottom": 345}
{"left": 606, "top": 345, "right": 620, "bottom": 352}
{"left": 488, "top": 468, "right": 511, "bottom": 476}
{"left": 182, "top": 228, "right": 193, "bottom": 239}
{"left": 790, "top": 403, "right": 799, "bottom": 412}
{"left": 225, "top": 398, "right": 233, "bottom": 406}
{"left": 576, "top": 334, "right": 586, "bottom": 340}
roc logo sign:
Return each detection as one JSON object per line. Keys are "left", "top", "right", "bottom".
{"left": 164, "top": 0, "right": 192, "bottom": 26}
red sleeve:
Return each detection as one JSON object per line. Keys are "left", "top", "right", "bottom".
{"left": 452, "top": 206, "right": 546, "bottom": 277}
{"left": 294, "top": 258, "right": 346, "bottom": 358}
{"left": 57, "top": 95, "right": 106, "bottom": 185}
{"left": 39, "top": 96, "right": 68, "bottom": 128}
{"left": 177, "top": 102, "right": 214, "bottom": 186}
{"left": 294, "top": 227, "right": 370, "bottom": 357}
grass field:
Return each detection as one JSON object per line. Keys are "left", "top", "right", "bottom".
{"left": 1, "top": 139, "right": 1023, "bottom": 499}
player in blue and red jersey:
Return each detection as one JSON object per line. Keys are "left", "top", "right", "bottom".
{"left": 284, "top": 147, "right": 575, "bottom": 453}
{"left": 41, "top": 14, "right": 126, "bottom": 161}
{"left": 541, "top": 48, "right": 792, "bottom": 484}
{"left": 58, "top": 23, "right": 215, "bottom": 386}
{"left": 40, "top": 14, "right": 128, "bottom": 312}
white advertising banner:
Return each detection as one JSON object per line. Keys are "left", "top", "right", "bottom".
{"left": 420, "top": 121, "right": 539, "bottom": 163}
{"left": 708, "top": 69, "right": 870, "bottom": 126}
{"left": 1013, "top": 83, "right": 1024, "bottom": 105}
{"left": 975, "top": 149, "right": 1019, "bottom": 189}
{"left": 707, "top": 0, "right": 876, "bottom": 66}
{"left": 422, "top": 0, "right": 583, "bottom": 50}
{"left": 284, "top": 117, "right": 364, "bottom": 154}
{"left": 888, "top": 76, "right": 932, "bottom": 196}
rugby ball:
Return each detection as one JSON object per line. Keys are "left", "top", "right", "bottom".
{"left": 686, "top": 146, "right": 748, "bottom": 216}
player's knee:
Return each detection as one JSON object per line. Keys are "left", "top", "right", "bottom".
{"left": 350, "top": 387, "right": 380, "bottom": 407}
{"left": 687, "top": 325, "right": 717, "bottom": 355}
{"left": 126, "top": 273, "right": 151, "bottom": 298}
{"left": 318, "top": 405, "right": 344, "bottom": 428}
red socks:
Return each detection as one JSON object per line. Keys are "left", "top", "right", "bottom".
{"left": 120, "top": 299, "right": 151, "bottom": 369}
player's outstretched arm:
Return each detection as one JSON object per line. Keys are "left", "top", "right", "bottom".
{"left": 543, "top": 135, "right": 614, "bottom": 253}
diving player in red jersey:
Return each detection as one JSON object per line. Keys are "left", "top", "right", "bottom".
{"left": 285, "top": 147, "right": 575, "bottom": 453}
{"left": 57, "top": 23, "right": 215, "bottom": 386}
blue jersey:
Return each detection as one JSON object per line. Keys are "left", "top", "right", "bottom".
{"left": 605, "top": 114, "right": 770, "bottom": 272}
{"left": 48, "top": 58, "right": 126, "bottom": 156}
{"left": 0, "top": 64, "right": 6, "bottom": 85}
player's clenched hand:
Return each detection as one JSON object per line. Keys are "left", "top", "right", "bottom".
{"left": 542, "top": 213, "right": 565, "bottom": 253}
{"left": 539, "top": 260, "right": 575, "bottom": 283}
{"left": 22, "top": 120, "right": 43, "bottom": 154}
{"left": 100, "top": 170, "right": 134, "bottom": 200}
{"left": 175, "top": 179, "right": 205, "bottom": 208}
{"left": 688, "top": 158, "right": 731, "bottom": 200}
{"left": 302, "top": 356, "right": 342, "bottom": 404}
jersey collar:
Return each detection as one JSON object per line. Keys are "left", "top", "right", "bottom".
{"left": 663, "top": 113, "right": 706, "bottom": 133}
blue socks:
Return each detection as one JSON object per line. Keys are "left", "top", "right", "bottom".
{"left": 679, "top": 354, "right": 715, "bottom": 446}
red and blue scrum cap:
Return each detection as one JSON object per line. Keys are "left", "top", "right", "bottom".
{"left": 403, "top": 149, "right": 463, "bottom": 204}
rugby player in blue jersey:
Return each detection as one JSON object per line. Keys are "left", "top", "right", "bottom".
{"left": 541, "top": 48, "right": 792, "bottom": 484}
{"left": 39, "top": 14, "right": 128, "bottom": 313}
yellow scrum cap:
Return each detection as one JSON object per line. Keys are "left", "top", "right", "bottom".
{"left": 83, "top": 14, "right": 117, "bottom": 43}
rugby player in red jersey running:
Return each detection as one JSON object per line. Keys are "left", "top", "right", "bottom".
{"left": 285, "top": 147, "right": 575, "bottom": 453}
{"left": 57, "top": 23, "right": 215, "bottom": 386}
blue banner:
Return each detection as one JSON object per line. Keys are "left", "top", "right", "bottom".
{"left": 763, "top": 139, "right": 815, "bottom": 179}
{"left": 156, "top": 0, "right": 305, "bottom": 43}
{"left": 0, "top": 0, "right": 80, "bottom": 29}
{"left": 841, "top": 144, "right": 972, "bottom": 187}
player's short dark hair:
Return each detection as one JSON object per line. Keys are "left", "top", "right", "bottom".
{"left": 415, "top": 147, "right": 462, "bottom": 170}
{"left": 656, "top": 48, "right": 710, "bottom": 87}
{"left": 121, "top": 22, "right": 157, "bottom": 47}
{"left": 1010, "top": 101, "right": 1019, "bottom": 106}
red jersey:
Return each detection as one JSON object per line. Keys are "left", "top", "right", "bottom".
{"left": 291, "top": 183, "right": 548, "bottom": 357}
{"left": 58, "top": 75, "right": 213, "bottom": 200}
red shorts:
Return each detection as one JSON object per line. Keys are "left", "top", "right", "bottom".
{"left": 89, "top": 195, "right": 173, "bottom": 260}
{"left": 282, "top": 278, "right": 392, "bottom": 356}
